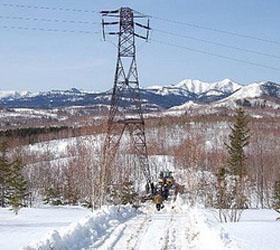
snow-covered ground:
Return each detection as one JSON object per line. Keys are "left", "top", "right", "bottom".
{"left": 25, "top": 202, "right": 237, "bottom": 250}
{"left": 0, "top": 206, "right": 91, "bottom": 250}
{"left": 1, "top": 204, "right": 280, "bottom": 250}
{"left": 218, "top": 209, "right": 280, "bottom": 250}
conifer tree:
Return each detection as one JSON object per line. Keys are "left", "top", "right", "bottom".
{"left": 226, "top": 108, "right": 250, "bottom": 178}
{"left": 120, "top": 181, "right": 138, "bottom": 205}
{"left": 109, "top": 181, "right": 138, "bottom": 205}
{"left": 43, "top": 185, "right": 64, "bottom": 206}
{"left": 216, "top": 166, "right": 227, "bottom": 209}
{"left": 0, "top": 141, "right": 10, "bottom": 207}
{"left": 273, "top": 180, "right": 280, "bottom": 210}
{"left": 225, "top": 108, "right": 250, "bottom": 209}
{"left": 7, "top": 158, "right": 28, "bottom": 214}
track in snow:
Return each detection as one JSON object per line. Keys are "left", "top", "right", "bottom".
{"left": 90, "top": 206, "right": 225, "bottom": 250}
{"left": 26, "top": 204, "right": 238, "bottom": 250}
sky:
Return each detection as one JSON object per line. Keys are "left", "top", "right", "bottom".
{"left": 0, "top": 0, "right": 279, "bottom": 92}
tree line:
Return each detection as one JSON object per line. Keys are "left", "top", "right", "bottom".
{"left": 0, "top": 108, "right": 280, "bottom": 218}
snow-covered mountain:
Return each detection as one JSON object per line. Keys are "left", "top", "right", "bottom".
{"left": 158, "top": 79, "right": 280, "bottom": 111}
{"left": 173, "top": 78, "right": 241, "bottom": 95}
{"left": 145, "top": 79, "right": 242, "bottom": 104}
{"left": 0, "top": 90, "right": 32, "bottom": 99}
{"left": 147, "top": 78, "right": 240, "bottom": 96}
{"left": 211, "top": 81, "right": 280, "bottom": 109}
{"left": 0, "top": 79, "right": 279, "bottom": 111}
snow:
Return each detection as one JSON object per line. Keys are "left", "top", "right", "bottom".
{"left": 175, "top": 79, "right": 211, "bottom": 94}
{"left": 0, "top": 90, "right": 31, "bottom": 99}
{"left": 204, "top": 89, "right": 224, "bottom": 96}
{"left": 211, "top": 82, "right": 280, "bottom": 109}
{"left": 0, "top": 88, "right": 97, "bottom": 101}
{"left": 188, "top": 209, "right": 238, "bottom": 250}
{"left": 24, "top": 201, "right": 239, "bottom": 250}
{"left": 13, "top": 108, "right": 58, "bottom": 118}
{"left": 1, "top": 203, "right": 280, "bottom": 250}
{"left": 200, "top": 209, "right": 280, "bottom": 250}
{"left": 174, "top": 78, "right": 241, "bottom": 95}
{"left": 220, "top": 209, "right": 280, "bottom": 250}
{"left": 145, "top": 79, "right": 279, "bottom": 112}
{"left": 25, "top": 206, "right": 138, "bottom": 250}
{"left": 169, "top": 100, "right": 199, "bottom": 110}
{"left": 252, "top": 115, "right": 263, "bottom": 119}
{"left": 0, "top": 108, "right": 60, "bottom": 120}
{"left": 0, "top": 206, "right": 91, "bottom": 250}
{"left": 143, "top": 78, "right": 242, "bottom": 98}
{"left": 223, "top": 83, "right": 263, "bottom": 101}
{"left": 211, "top": 82, "right": 269, "bottom": 109}
{"left": 147, "top": 86, "right": 192, "bottom": 96}
{"left": 210, "top": 79, "right": 241, "bottom": 94}
{"left": 145, "top": 85, "right": 164, "bottom": 90}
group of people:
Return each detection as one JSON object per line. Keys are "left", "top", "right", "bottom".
{"left": 153, "top": 171, "right": 175, "bottom": 211}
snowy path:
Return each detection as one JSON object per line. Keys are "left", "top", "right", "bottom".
{"left": 84, "top": 206, "right": 236, "bottom": 250}
{"left": 115, "top": 213, "right": 191, "bottom": 250}
{"left": 26, "top": 204, "right": 239, "bottom": 250}
{"left": 2, "top": 205, "right": 278, "bottom": 250}
{"left": 93, "top": 209, "right": 236, "bottom": 250}
{"left": 94, "top": 212, "right": 185, "bottom": 250}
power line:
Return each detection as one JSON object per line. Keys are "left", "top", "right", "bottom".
{"left": 153, "top": 28, "right": 280, "bottom": 60}
{"left": 151, "top": 15, "right": 280, "bottom": 46}
{"left": 2, "top": 3, "right": 96, "bottom": 14}
{"left": 1, "top": 24, "right": 99, "bottom": 34}
{"left": 152, "top": 39, "right": 280, "bottom": 72}
{"left": 0, "top": 15, "right": 99, "bottom": 25}
{"left": 3, "top": 3, "right": 279, "bottom": 46}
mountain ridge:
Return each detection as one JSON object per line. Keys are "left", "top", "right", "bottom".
{"left": 0, "top": 79, "right": 279, "bottom": 111}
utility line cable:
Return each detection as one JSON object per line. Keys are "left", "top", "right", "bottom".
{"left": 0, "top": 15, "right": 99, "bottom": 25}
{"left": 153, "top": 28, "right": 280, "bottom": 60}
{"left": 1, "top": 5, "right": 279, "bottom": 71}
{"left": 151, "top": 15, "right": 280, "bottom": 46}
{"left": 2, "top": 3, "right": 96, "bottom": 13}
{"left": 1, "top": 24, "right": 99, "bottom": 34}
{"left": 151, "top": 38, "right": 280, "bottom": 72}
{"left": 3, "top": 4, "right": 279, "bottom": 46}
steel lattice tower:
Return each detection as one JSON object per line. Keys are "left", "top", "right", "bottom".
{"left": 99, "top": 7, "right": 151, "bottom": 205}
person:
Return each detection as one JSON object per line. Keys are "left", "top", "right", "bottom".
{"left": 153, "top": 185, "right": 165, "bottom": 211}
{"left": 154, "top": 193, "right": 163, "bottom": 211}
{"left": 162, "top": 184, "right": 169, "bottom": 200}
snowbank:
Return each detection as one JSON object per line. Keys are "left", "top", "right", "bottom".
{"left": 0, "top": 207, "right": 91, "bottom": 250}
{"left": 170, "top": 199, "right": 239, "bottom": 250}
{"left": 25, "top": 206, "right": 137, "bottom": 250}
{"left": 200, "top": 208, "right": 280, "bottom": 250}
{"left": 221, "top": 209, "right": 280, "bottom": 250}
{"left": 187, "top": 209, "right": 239, "bottom": 250}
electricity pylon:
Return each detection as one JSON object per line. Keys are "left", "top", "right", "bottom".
{"left": 99, "top": 7, "right": 152, "bottom": 205}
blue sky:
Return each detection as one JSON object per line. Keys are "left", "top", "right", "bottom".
{"left": 0, "top": 0, "right": 279, "bottom": 91}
